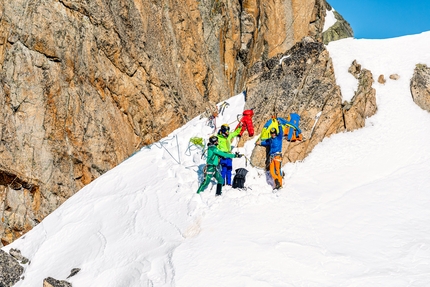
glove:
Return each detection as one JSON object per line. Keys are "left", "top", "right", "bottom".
{"left": 235, "top": 152, "right": 243, "bottom": 158}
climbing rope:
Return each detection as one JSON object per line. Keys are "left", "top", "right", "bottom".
{"left": 153, "top": 135, "right": 181, "bottom": 165}
{"left": 185, "top": 137, "right": 206, "bottom": 156}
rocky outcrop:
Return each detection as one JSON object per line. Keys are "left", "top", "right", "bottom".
{"left": 8, "top": 248, "right": 29, "bottom": 265}
{"left": 411, "top": 64, "right": 430, "bottom": 112}
{"left": 246, "top": 37, "right": 344, "bottom": 166}
{"left": 244, "top": 39, "right": 377, "bottom": 167}
{"left": 348, "top": 60, "right": 361, "bottom": 78}
{"left": 390, "top": 74, "right": 400, "bottom": 80}
{"left": 343, "top": 65, "right": 377, "bottom": 131}
{"left": 0, "top": 0, "right": 330, "bottom": 245}
{"left": 0, "top": 249, "right": 24, "bottom": 286}
{"left": 322, "top": 4, "right": 353, "bottom": 44}
{"left": 378, "top": 74, "right": 386, "bottom": 84}
{"left": 43, "top": 277, "right": 72, "bottom": 287}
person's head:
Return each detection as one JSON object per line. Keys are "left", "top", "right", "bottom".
{"left": 208, "top": 135, "right": 219, "bottom": 146}
{"left": 243, "top": 109, "right": 254, "bottom": 117}
{"left": 219, "top": 124, "right": 230, "bottom": 137}
{"left": 270, "top": 127, "right": 278, "bottom": 138}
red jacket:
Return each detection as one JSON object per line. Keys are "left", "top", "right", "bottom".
{"left": 236, "top": 109, "right": 254, "bottom": 137}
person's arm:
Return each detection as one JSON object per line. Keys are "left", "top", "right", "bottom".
{"left": 229, "top": 125, "right": 242, "bottom": 139}
{"left": 235, "top": 121, "right": 245, "bottom": 137}
{"left": 214, "top": 148, "right": 236, "bottom": 159}
{"left": 256, "top": 139, "right": 269, "bottom": 147}
{"left": 278, "top": 124, "right": 284, "bottom": 138}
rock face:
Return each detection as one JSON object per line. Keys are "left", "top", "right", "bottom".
{"left": 343, "top": 60, "right": 377, "bottom": 131}
{"left": 0, "top": 0, "right": 330, "bottom": 244}
{"left": 343, "top": 67, "right": 377, "bottom": 131}
{"left": 243, "top": 39, "right": 376, "bottom": 167}
{"left": 0, "top": 249, "right": 24, "bottom": 286}
{"left": 43, "top": 277, "right": 72, "bottom": 287}
{"left": 411, "top": 64, "right": 430, "bottom": 112}
{"left": 322, "top": 3, "right": 354, "bottom": 44}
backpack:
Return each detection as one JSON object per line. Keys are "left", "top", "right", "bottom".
{"left": 260, "top": 114, "right": 303, "bottom": 142}
{"left": 260, "top": 117, "right": 283, "bottom": 140}
{"left": 232, "top": 168, "right": 248, "bottom": 189}
{"left": 284, "top": 113, "right": 303, "bottom": 142}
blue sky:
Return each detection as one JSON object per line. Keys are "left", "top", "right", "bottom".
{"left": 327, "top": 0, "right": 430, "bottom": 39}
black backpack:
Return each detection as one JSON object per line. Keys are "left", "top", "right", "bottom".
{"left": 232, "top": 168, "right": 248, "bottom": 189}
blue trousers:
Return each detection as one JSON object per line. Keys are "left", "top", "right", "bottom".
{"left": 220, "top": 158, "right": 233, "bottom": 185}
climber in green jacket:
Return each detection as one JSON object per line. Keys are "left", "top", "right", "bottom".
{"left": 197, "top": 135, "right": 242, "bottom": 196}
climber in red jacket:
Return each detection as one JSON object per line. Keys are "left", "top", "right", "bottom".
{"left": 236, "top": 109, "right": 255, "bottom": 138}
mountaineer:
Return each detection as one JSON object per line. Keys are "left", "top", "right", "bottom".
{"left": 197, "top": 136, "right": 242, "bottom": 196}
{"left": 217, "top": 123, "right": 241, "bottom": 186}
{"left": 256, "top": 125, "right": 284, "bottom": 190}
{"left": 235, "top": 109, "right": 255, "bottom": 138}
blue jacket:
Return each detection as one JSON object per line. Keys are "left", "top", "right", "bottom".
{"left": 260, "top": 125, "right": 284, "bottom": 155}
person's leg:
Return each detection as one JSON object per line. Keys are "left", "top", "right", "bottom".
{"left": 219, "top": 158, "right": 228, "bottom": 185}
{"left": 197, "top": 174, "right": 211, "bottom": 193}
{"left": 269, "top": 159, "right": 277, "bottom": 187}
{"left": 269, "top": 155, "right": 282, "bottom": 188}
{"left": 273, "top": 155, "right": 282, "bottom": 188}
{"left": 225, "top": 158, "right": 233, "bottom": 185}
{"left": 197, "top": 166, "right": 215, "bottom": 193}
{"left": 215, "top": 184, "right": 223, "bottom": 196}
{"left": 214, "top": 167, "right": 224, "bottom": 196}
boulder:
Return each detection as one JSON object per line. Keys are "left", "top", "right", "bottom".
{"left": 411, "top": 64, "right": 430, "bottom": 112}
{"left": 43, "top": 277, "right": 72, "bottom": 287}
{"left": 0, "top": 249, "right": 24, "bottom": 286}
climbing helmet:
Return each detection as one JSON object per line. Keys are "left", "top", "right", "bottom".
{"left": 209, "top": 135, "right": 219, "bottom": 145}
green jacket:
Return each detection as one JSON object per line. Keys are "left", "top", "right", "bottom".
{"left": 217, "top": 126, "right": 241, "bottom": 153}
{"left": 206, "top": 145, "right": 235, "bottom": 166}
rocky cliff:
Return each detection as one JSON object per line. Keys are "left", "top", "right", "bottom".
{"left": 0, "top": 0, "right": 331, "bottom": 245}
{"left": 243, "top": 38, "right": 376, "bottom": 167}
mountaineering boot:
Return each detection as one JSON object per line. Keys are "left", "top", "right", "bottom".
{"left": 215, "top": 184, "right": 222, "bottom": 196}
{"left": 274, "top": 179, "right": 281, "bottom": 190}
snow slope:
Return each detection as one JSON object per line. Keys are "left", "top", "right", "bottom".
{"left": 3, "top": 31, "right": 430, "bottom": 287}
